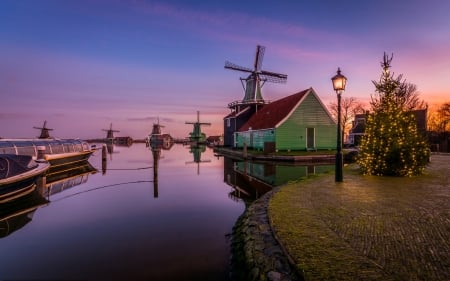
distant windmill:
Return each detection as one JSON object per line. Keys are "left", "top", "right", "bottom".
{"left": 34, "top": 120, "right": 53, "bottom": 139}
{"left": 102, "top": 123, "right": 120, "bottom": 141}
{"left": 225, "top": 45, "right": 287, "bottom": 103}
{"left": 185, "top": 111, "right": 211, "bottom": 143}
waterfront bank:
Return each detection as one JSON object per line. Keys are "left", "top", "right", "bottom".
{"left": 231, "top": 191, "right": 300, "bottom": 281}
{"left": 214, "top": 147, "right": 337, "bottom": 164}
{"left": 233, "top": 153, "right": 449, "bottom": 281}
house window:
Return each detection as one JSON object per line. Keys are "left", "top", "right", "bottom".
{"left": 227, "top": 118, "right": 231, "bottom": 127}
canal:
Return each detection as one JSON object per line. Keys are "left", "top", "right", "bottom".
{"left": 0, "top": 143, "right": 332, "bottom": 280}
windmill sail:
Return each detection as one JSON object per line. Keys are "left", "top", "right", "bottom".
{"left": 225, "top": 45, "right": 287, "bottom": 104}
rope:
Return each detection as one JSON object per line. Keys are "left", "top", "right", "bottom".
{"left": 102, "top": 166, "right": 153, "bottom": 171}
{"left": 51, "top": 180, "right": 154, "bottom": 202}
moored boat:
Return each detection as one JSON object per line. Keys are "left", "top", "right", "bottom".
{"left": 0, "top": 154, "right": 50, "bottom": 203}
{"left": 0, "top": 138, "right": 94, "bottom": 168}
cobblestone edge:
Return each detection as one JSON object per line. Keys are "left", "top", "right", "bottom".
{"left": 231, "top": 189, "right": 303, "bottom": 281}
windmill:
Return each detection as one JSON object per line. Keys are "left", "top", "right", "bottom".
{"left": 225, "top": 45, "right": 287, "bottom": 105}
{"left": 185, "top": 111, "right": 211, "bottom": 143}
{"left": 102, "top": 123, "right": 120, "bottom": 141}
{"left": 34, "top": 120, "right": 53, "bottom": 139}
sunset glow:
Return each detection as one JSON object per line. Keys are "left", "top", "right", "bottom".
{"left": 1, "top": 0, "right": 449, "bottom": 139}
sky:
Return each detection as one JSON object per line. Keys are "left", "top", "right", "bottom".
{"left": 1, "top": 0, "right": 449, "bottom": 139}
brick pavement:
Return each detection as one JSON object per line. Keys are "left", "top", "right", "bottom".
{"left": 269, "top": 154, "right": 450, "bottom": 280}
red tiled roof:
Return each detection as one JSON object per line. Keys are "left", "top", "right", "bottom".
{"left": 239, "top": 89, "right": 310, "bottom": 131}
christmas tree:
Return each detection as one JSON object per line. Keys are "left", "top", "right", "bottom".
{"left": 357, "top": 53, "right": 429, "bottom": 176}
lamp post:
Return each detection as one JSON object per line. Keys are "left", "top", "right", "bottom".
{"left": 331, "top": 67, "right": 347, "bottom": 182}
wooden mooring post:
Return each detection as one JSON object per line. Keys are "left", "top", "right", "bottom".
{"left": 102, "top": 144, "right": 107, "bottom": 174}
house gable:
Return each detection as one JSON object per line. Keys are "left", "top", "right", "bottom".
{"left": 276, "top": 88, "right": 336, "bottom": 128}
{"left": 238, "top": 89, "right": 309, "bottom": 132}
{"left": 275, "top": 88, "right": 336, "bottom": 150}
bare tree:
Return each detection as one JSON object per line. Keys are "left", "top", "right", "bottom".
{"left": 396, "top": 82, "right": 427, "bottom": 110}
{"left": 328, "top": 96, "right": 366, "bottom": 142}
{"left": 429, "top": 102, "right": 450, "bottom": 133}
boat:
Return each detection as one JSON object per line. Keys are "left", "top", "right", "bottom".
{"left": 0, "top": 138, "right": 94, "bottom": 168}
{"left": 0, "top": 154, "right": 50, "bottom": 203}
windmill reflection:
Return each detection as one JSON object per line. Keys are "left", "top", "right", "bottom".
{"left": 149, "top": 140, "right": 173, "bottom": 198}
{"left": 185, "top": 144, "right": 211, "bottom": 175}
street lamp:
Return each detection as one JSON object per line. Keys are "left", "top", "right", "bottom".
{"left": 331, "top": 67, "right": 347, "bottom": 182}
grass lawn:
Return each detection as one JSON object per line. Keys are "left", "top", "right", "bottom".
{"left": 269, "top": 154, "right": 450, "bottom": 281}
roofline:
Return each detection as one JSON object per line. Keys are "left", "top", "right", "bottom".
{"left": 274, "top": 88, "right": 310, "bottom": 128}
{"left": 311, "top": 88, "right": 337, "bottom": 125}
{"left": 274, "top": 87, "right": 337, "bottom": 128}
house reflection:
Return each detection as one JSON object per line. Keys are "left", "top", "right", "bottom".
{"left": 185, "top": 144, "right": 211, "bottom": 175}
{"left": 223, "top": 157, "right": 333, "bottom": 203}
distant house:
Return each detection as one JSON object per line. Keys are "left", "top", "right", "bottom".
{"left": 206, "top": 135, "right": 223, "bottom": 146}
{"left": 233, "top": 88, "right": 337, "bottom": 151}
{"left": 347, "top": 112, "right": 368, "bottom": 146}
{"left": 347, "top": 108, "right": 428, "bottom": 146}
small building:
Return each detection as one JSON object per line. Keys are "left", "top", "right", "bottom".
{"left": 347, "top": 112, "right": 367, "bottom": 146}
{"left": 234, "top": 88, "right": 337, "bottom": 151}
{"left": 348, "top": 108, "right": 428, "bottom": 146}
{"left": 114, "top": 136, "right": 133, "bottom": 146}
{"left": 206, "top": 135, "right": 223, "bottom": 146}
{"left": 223, "top": 103, "right": 262, "bottom": 147}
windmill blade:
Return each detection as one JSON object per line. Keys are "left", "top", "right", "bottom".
{"left": 260, "top": 70, "right": 287, "bottom": 79}
{"left": 254, "top": 45, "right": 265, "bottom": 72}
{"left": 224, "top": 61, "right": 254, "bottom": 73}
{"left": 260, "top": 71, "right": 288, "bottom": 83}
{"left": 261, "top": 75, "right": 287, "bottom": 83}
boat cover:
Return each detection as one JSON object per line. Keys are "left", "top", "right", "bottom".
{"left": 0, "top": 154, "right": 37, "bottom": 180}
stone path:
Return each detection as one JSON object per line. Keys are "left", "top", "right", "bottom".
{"left": 269, "top": 154, "right": 450, "bottom": 280}
{"left": 233, "top": 154, "right": 449, "bottom": 281}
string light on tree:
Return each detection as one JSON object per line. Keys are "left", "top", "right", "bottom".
{"left": 357, "top": 53, "right": 429, "bottom": 176}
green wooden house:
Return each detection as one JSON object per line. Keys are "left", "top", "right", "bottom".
{"left": 235, "top": 88, "right": 336, "bottom": 151}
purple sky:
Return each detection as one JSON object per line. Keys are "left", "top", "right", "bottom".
{"left": 1, "top": 0, "right": 449, "bottom": 139}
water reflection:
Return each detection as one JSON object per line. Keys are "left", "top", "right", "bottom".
{"left": 223, "top": 157, "right": 333, "bottom": 203}
{"left": 0, "top": 188, "right": 48, "bottom": 238}
{"left": 149, "top": 140, "right": 174, "bottom": 198}
{"left": 0, "top": 144, "right": 241, "bottom": 281}
{"left": 0, "top": 143, "right": 333, "bottom": 280}
{"left": 0, "top": 162, "right": 97, "bottom": 239}
{"left": 40, "top": 162, "right": 98, "bottom": 199}
{"left": 185, "top": 144, "right": 211, "bottom": 175}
